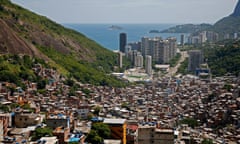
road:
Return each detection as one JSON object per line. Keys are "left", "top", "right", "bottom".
{"left": 166, "top": 51, "right": 188, "bottom": 77}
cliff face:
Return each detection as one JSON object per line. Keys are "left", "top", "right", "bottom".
{"left": 0, "top": 19, "right": 50, "bottom": 60}
{"left": 231, "top": 0, "right": 240, "bottom": 17}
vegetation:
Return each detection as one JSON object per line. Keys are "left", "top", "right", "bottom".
{"left": 93, "top": 106, "right": 101, "bottom": 116}
{"left": 201, "top": 139, "right": 213, "bottom": 144}
{"left": 86, "top": 123, "right": 110, "bottom": 144}
{"left": 178, "top": 40, "right": 240, "bottom": 77}
{"left": 209, "top": 16, "right": 240, "bottom": 39}
{"left": 203, "top": 40, "right": 240, "bottom": 76}
{"left": 179, "top": 118, "right": 198, "bottom": 128}
{"left": 31, "top": 127, "right": 53, "bottom": 141}
{"left": 0, "top": 1, "right": 127, "bottom": 87}
{"left": 0, "top": 104, "right": 10, "bottom": 113}
{"left": 160, "top": 23, "right": 212, "bottom": 33}
{"left": 177, "top": 58, "right": 189, "bottom": 75}
{"left": 0, "top": 55, "right": 47, "bottom": 89}
{"left": 169, "top": 53, "right": 181, "bottom": 67}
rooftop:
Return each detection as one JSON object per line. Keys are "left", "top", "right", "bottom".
{"left": 103, "top": 118, "right": 126, "bottom": 125}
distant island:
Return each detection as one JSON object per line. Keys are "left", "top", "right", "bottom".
{"left": 108, "top": 25, "right": 123, "bottom": 30}
{"left": 160, "top": 23, "right": 212, "bottom": 33}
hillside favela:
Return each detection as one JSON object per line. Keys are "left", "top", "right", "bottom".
{"left": 0, "top": 0, "right": 240, "bottom": 144}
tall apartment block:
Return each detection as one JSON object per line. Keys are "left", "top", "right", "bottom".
{"left": 180, "top": 34, "right": 185, "bottom": 47}
{"left": 167, "top": 37, "right": 177, "bottom": 63}
{"left": 188, "top": 50, "right": 204, "bottom": 72}
{"left": 119, "top": 33, "right": 127, "bottom": 53}
{"left": 141, "top": 37, "right": 151, "bottom": 57}
{"left": 118, "top": 52, "right": 123, "bottom": 68}
{"left": 141, "top": 37, "right": 177, "bottom": 64}
{"left": 135, "top": 54, "right": 143, "bottom": 68}
{"left": 145, "top": 55, "right": 152, "bottom": 75}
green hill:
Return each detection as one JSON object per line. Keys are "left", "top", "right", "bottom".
{"left": 209, "top": 16, "right": 240, "bottom": 38}
{"left": 0, "top": 0, "right": 126, "bottom": 87}
{"left": 203, "top": 40, "right": 240, "bottom": 76}
{"left": 160, "top": 23, "right": 212, "bottom": 33}
{"left": 206, "top": 0, "right": 240, "bottom": 39}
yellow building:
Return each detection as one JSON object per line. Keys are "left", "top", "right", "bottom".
{"left": 103, "top": 118, "right": 127, "bottom": 144}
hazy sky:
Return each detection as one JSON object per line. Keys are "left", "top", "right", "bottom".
{"left": 11, "top": 0, "right": 238, "bottom": 24}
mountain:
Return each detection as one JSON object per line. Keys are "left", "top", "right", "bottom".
{"left": 0, "top": 0, "right": 126, "bottom": 87}
{"left": 160, "top": 24, "right": 212, "bottom": 34}
{"left": 208, "top": 0, "right": 240, "bottom": 38}
{"left": 231, "top": 0, "right": 240, "bottom": 17}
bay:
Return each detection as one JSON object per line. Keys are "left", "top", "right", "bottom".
{"left": 63, "top": 24, "right": 187, "bottom": 51}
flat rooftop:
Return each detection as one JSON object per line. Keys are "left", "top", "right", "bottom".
{"left": 103, "top": 118, "right": 126, "bottom": 125}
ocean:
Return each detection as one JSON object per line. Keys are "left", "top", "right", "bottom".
{"left": 63, "top": 24, "right": 187, "bottom": 51}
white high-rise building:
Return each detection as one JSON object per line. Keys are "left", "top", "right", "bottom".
{"left": 145, "top": 55, "right": 152, "bottom": 75}
{"left": 118, "top": 52, "right": 123, "bottom": 68}
{"left": 200, "top": 31, "right": 207, "bottom": 43}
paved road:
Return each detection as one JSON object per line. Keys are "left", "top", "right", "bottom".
{"left": 166, "top": 51, "right": 188, "bottom": 77}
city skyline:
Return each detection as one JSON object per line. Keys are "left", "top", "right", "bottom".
{"left": 11, "top": 0, "right": 237, "bottom": 24}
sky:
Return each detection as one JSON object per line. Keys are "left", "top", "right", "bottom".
{"left": 11, "top": 0, "right": 238, "bottom": 24}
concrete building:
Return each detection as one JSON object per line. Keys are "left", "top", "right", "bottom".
{"left": 141, "top": 37, "right": 177, "bottom": 64}
{"left": 14, "top": 110, "right": 41, "bottom": 128}
{"left": 137, "top": 125, "right": 174, "bottom": 144}
{"left": 188, "top": 50, "right": 204, "bottom": 72}
{"left": 76, "top": 104, "right": 90, "bottom": 120}
{"left": 180, "top": 34, "right": 185, "bottom": 47}
{"left": 128, "top": 41, "right": 141, "bottom": 51}
{"left": 234, "top": 32, "right": 238, "bottom": 39}
{"left": 135, "top": 54, "right": 143, "bottom": 68}
{"left": 118, "top": 52, "right": 123, "bottom": 68}
{"left": 145, "top": 55, "right": 152, "bottom": 75}
{"left": 53, "top": 127, "right": 70, "bottom": 144}
{"left": 125, "top": 45, "right": 132, "bottom": 57}
{"left": 126, "top": 50, "right": 143, "bottom": 68}
{"left": 141, "top": 37, "right": 151, "bottom": 57}
{"left": 206, "top": 31, "right": 219, "bottom": 42}
{"left": 46, "top": 113, "right": 70, "bottom": 129}
{"left": 0, "top": 114, "right": 10, "bottom": 142}
{"left": 167, "top": 37, "right": 177, "bottom": 62}
{"left": 199, "top": 31, "right": 207, "bottom": 43}
{"left": 103, "top": 118, "right": 127, "bottom": 144}
{"left": 120, "top": 33, "right": 127, "bottom": 53}
{"left": 150, "top": 38, "right": 161, "bottom": 63}
{"left": 159, "top": 40, "right": 170, "bottom": 64}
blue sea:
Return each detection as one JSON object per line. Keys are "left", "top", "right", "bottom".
{"left": 63, "top": 24, "right": 187, "bottom": 51}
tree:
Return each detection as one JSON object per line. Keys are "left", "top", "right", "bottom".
{"left": 86, "top": 123, "right": 110, "bottom": 144}
{"left": 180, "top": 118, "right": 198, "bottom": 128}
{"left": 92, "top": 123, "right": 111, "bottom": 139}
{"left": 201, "top": 139, "right": 213, "bottom": 144}
{"left": 93, "top": 106, "right": 101, "bottom": 116}
{"left": 86, "top": 130, "right": 103, "bottom": 144}
{"left": 0, "top": 104, "right": 10, "bottom": 113}
{"left": 31, "top": 127, "right": 53, "bottom": 141}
